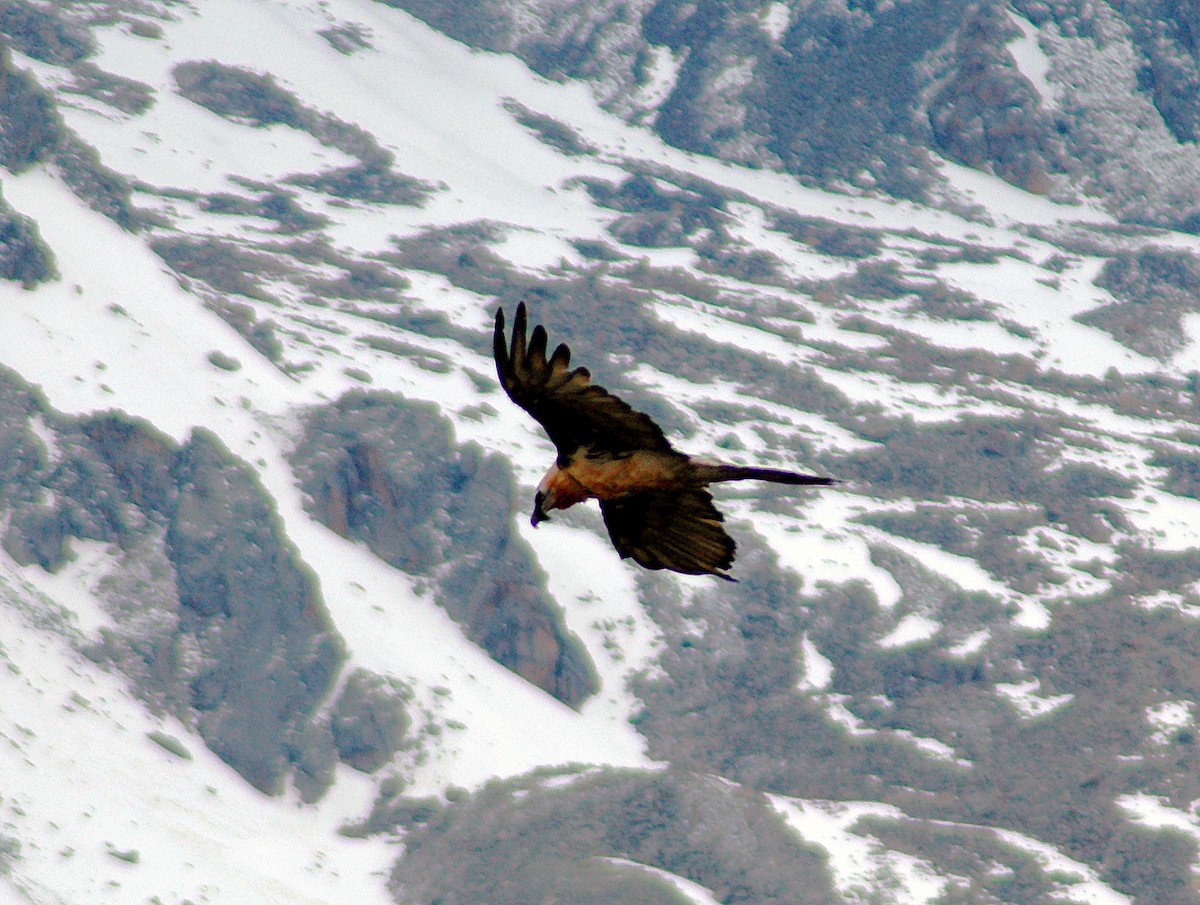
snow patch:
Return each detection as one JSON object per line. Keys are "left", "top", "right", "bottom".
{"left": 1006, "top": 11, "right": 1058, "bottom": 111}
{"left": 594, "top": 858, "right": 723, "bottom": 905}
{"left": 774, "top": 796, "right": 1131, "bottom": 905}
{"left": 5, "top": 541, "right": 117, "bottom": 638}
{"left": 0, "top": 591, "right": 394, "bottom": 905}
{"left": 759, "top": 2, "right": 791, "bottom": 43}
{"left": 797, "top": 632, "right": 834, "bottom": 692}
{"left": 1146, "top": 700, "right": 1194, "bottom": 744}
{"left": 947, "top": 629, "right": 990, "bottom": 658}
{"left": 632, "top": 45, "right": 684, "bottom": 114}
{"left": 995, "top": 678, "right": 1074, "bottom": 720}
{"left": 770, "top": 797, "right": 951, "bottom": 905}
{"left": 878, "top": 613, "right": 940, "bottom": 649}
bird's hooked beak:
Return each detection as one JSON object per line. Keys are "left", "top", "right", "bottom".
{"left": 531, "top": 490, "right": 550, "bottom": 527}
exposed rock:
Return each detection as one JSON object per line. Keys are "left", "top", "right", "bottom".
{"left": 380, "top": 0, "right": 655, "bottom": 115}
{"left": 922, "top": 2, "right": 1070, "bottom": 195}
{"left": 173, "top": 61, "right": 308, "bottom": 129}
{"left": 0, "top": 44, "right": 64, "bottom": 173}
{"left": 0, "top": 2, "right": 92, "bottom": 65}
{"left": 166, "top": 428, "right": 344, "bottom": 792}
{"left": 0, "top": 189, "right": 55, "bottom": 287}
{"left": 329, "top": 668, "right": 411, "bottom": 774}
{"left": 80, "top": 414, "right": 178, "bottom": 515}
{"left": 172, "top": 61, "right": 436, "bottom": 209}
{"left": 381, "top": 0, "right": 1200, "bottom": 225}
{"left": 291, "top": 718, "right": 338, "bottom": 804}
{"left": 290, "top": 390, "right": 598, "bottom": 708}
{"left": 389, "top": 766, "right": 838, "bottom": 905}
{"left": 1084, "top": 248, "right": 1200, "bottom": 359}
{"left": 0, "top": 370, "right": 350, "bottom": 795}
{"left": 64, "top": 62, "right": 156, "bottom": 116}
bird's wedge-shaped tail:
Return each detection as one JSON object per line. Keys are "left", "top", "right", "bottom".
{"left": 494, "top": 301, "right": 838, "bottom": 579}
{"left": 696, "top": 463, "right": 839, "bottom": 486}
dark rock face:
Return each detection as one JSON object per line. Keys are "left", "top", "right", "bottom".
{"left": 173, "top": 61, "right": 309, "bottom": 129}
{"left": 162, "top": 429, "right": 344, "bottom": 793}
{"left": 0, "top": 369, "right": 359, "bottom": 795}
{"left": 1107, "top": 0, "right": 1200, "bottom": 144}
{"left": 0, "top": 37, "right": 143, "bottom": 229}
{"left": 81, "top": 415, "right": 179, "bottom": 514}
{"left": 378, "top": 0, "right": 1200, "bottom": 224}
{"left": 388, "top": 766, "right": 839, "bottom": 905}
{"left": 0, "top": 3, "right": 92, "bottom": 66}
{"left": 290, "top": 390, "right": 598, "bottom": 708}
{"left": 0, "top": 44, "right": 64, "bottom": 173}
{"left": 0, "top": 198, "right": 55, "bottom": 287}
{"left": 1084, "top": 249, "right": 1200, "bottom": 359}
{"left": 330, "top": 668, "right": 411, "bottom": 773}
{"left": 923, "top": 3, "right": 1069, "bottom": 195}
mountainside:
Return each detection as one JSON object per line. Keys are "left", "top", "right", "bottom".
{"left": 2, "top": 1, "right": 1200, "bottom": 903}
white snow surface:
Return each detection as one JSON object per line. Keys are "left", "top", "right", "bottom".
{"left": 0, "top": 564, "right": 394, "bottom": 905}
{"left": 0, "top": 0, "right": 1188, "bottom": 902}
{"left": 1006, "top": 11, "right": 1059, "bottom": 111}
{"left": 772, "top": 796, "right": 1131, "bottom": 905}
{"left": 770, "top": 797, "right": 952, "bottom": 905}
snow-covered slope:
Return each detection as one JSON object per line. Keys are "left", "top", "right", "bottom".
{"left": 2, "top": 1, "right": 1200, "bottom": 903}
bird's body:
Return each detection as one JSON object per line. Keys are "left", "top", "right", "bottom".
{"left": 542, "top": 448, "right": 689, "bottom": 503}
{"left": 494, "top": 302, "right": 836, "bottom": 579}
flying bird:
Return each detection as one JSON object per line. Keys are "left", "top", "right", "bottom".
{"left": 494, "top": 302, "right": 836, "bottom": 580}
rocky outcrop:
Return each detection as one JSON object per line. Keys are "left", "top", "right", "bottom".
{"left": 1084, "top": 248, "right": 1200, "bottom": 359}
{"left": 329, "top": 668, "right": 411, "bottom": 773}
{"left": 0, "top": 369, "right": 376, "bottom": 795}
{"left": 381, "top": 0, "right": 1200, "bottom": 225}
{"left": 388, "top": 766, "right": 838, "bottom": 905}
{"left": 0, "top": 9, "right": 145, "bottom": 229}
{"left": 160, "top": 428, "right": 344, "bottom": 792}
{"left": 922, "top": 3, "right": 1070, "bottom": 196}
{"left": 0, "top": 190, "right": 55, "bottom": 288}
{"left": 290, "top": 390, "right": 598, "bottom": 708}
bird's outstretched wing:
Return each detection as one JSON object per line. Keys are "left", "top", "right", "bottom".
{"left": 494, "top": 302, "right": 674, "bottom": 462}
{"left": 600, "top": 489, "right": 736, "bottom": 580}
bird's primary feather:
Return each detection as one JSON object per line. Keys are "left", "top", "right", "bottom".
{"left": 494, "top": 302, "right": 672, "bottom": 463}
{"left": 600, "top": 489, "right": 737, "bottom": 580}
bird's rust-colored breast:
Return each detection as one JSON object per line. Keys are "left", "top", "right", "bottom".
{"left": 557, "top": 449, "right": 690, "bottom": 501}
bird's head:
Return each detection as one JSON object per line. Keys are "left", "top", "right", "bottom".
{"left": 531, "top": 489, "right": 551, "bottom": 527}
{"left": 531, "top": 464, "right": 581, "bottom": 527}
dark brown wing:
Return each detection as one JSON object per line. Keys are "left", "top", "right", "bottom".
{"left": 494, "top": 302, "right": 673, "bottom": 461}
{"left": 600, "top": 489, "right": 737, "bottom": 580}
